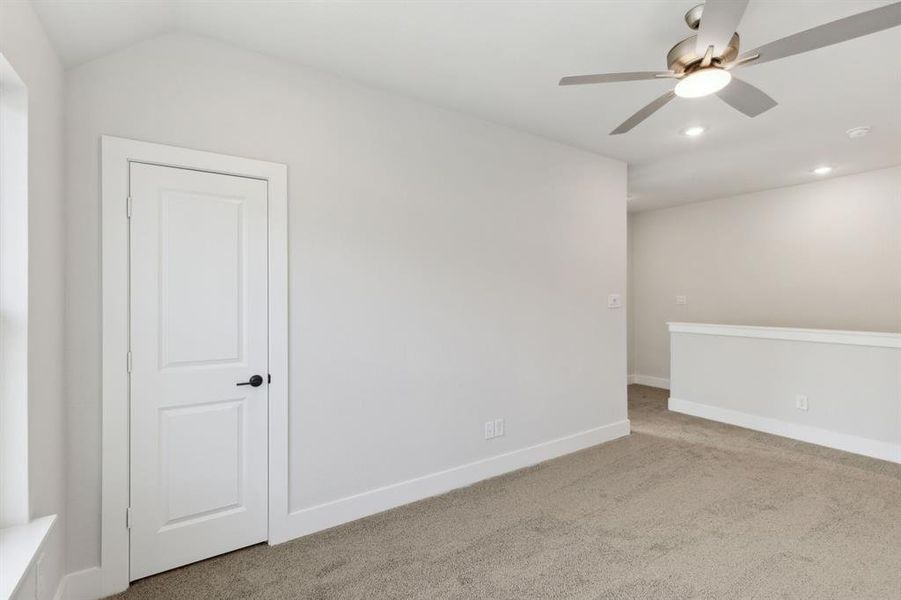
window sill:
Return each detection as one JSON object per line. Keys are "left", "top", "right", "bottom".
{"left": 0, "top": 515, "right": 56, "bottom": 600}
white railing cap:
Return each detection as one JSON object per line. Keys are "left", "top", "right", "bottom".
{"left": 667, "top": 322, "right": 901, "bottom": 349}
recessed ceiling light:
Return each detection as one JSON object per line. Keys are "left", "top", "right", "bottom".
{"left": 674, "top": 68, "right": 732, "bottom": 98}
{"left": 682, "top": 125, "right": 706, "bottom": 137}
{"left": 846, "top": 126, "right": 871, "bottom": 138}
{"left": 812, "top": 166, "right": 833, "bottom": 175}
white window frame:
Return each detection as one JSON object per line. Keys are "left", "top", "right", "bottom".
{"left": 0, "top": 52, "right": 30, "bottom": 531}
{"left": 0, "top": 51, "right": 58, "bottom": 600}
{"left": 100, "top": 136, "right": 289, "bottom": 596}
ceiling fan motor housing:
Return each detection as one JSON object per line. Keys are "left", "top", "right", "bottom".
{"left": 667, "top": 33, "right": 740, "bottom": 75}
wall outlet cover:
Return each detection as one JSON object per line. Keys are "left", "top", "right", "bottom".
{"left": 795, "top": 395, "right": 809, "bottom": 411}
{"left": 676, "top": 295, "right": 687, "bottom": 305}
{"left": 494, "top": 418, "right": 505, "bottom": 437}
{"left": 484, "top": 421, "right": 495, "bottom": 439}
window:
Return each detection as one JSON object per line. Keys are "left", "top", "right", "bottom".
{"left": 0, "top": 52, "right": 29, "bottom": 528}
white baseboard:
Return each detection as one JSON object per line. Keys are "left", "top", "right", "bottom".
{"left": 271, "top": 419, "right": 631, "bottom": 544}
{"left": 628, "top": 374, "right": 670, "bottom": 389}
{"left": 668, "top": 397, "right": 901, "bottom": 464}
{"left": 54, "top": 567, "right": 101, "bottom": 600}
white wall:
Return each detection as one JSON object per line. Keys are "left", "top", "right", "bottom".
{"left": 0, "top": 0, "right": 67, "bottom": 597}
{"left": 629, "top": 166, "right": 901, "bottom": 382}
{"left": 65, "top": 33, "right": 627, "bottom": 571}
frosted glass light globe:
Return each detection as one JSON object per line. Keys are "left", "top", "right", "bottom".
{"left": 674, "top": 68, "right": 732, "bottom": 98}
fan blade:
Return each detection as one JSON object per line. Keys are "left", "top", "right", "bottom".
{"left": 559, "top": 72, "right": 672, "bottom": 86}
{"left": 696, "top": 0, "right": 750, "bottom": 56}
{"left": 738, "top": 1, "right": 901, "bottom": 67}
{"left": 716, "top": 77, "right": 777, "bottom": 117}
{"left": 610, "top": 91, "right": 676, "bottom": 135}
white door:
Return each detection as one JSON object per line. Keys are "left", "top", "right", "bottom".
{"left": 129, "top": 163, "right": 269, "bottom": 580}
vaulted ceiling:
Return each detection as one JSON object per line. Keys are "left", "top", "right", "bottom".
{"left": 33, "top": 0, "right": 901, "bottom": 210}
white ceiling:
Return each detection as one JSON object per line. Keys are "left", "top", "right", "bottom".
{"left": 33, "top": 0, "right": 901, "bottom": 211}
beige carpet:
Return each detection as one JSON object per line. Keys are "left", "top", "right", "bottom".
{"left": 113, "top": 385, "right": 901, "bottom": 600}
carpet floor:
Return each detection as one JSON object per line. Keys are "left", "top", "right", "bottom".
{"left": 113, "top": 385, "right": 901, "bottom": 600}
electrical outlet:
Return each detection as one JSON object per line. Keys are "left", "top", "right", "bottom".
{"left": 494, "top": 418, "right": 505, "bottom": 437}
{"left": 484, "top": 420, "right": 495, "bottom": 439}
{"left": 796, "top": 394, "right": 809, "bottom": 411}
{"left": 607, "top": 294, "right": 622, "bottom": 309}
{"left": 676, "top": 295, "right": 687, "bottom": 305}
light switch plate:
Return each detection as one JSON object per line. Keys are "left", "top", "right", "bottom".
{"left": 607, "top": 294, "right": 622, "bottom": 309}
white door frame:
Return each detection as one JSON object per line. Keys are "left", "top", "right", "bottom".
{"left": 100, "top": 136, "right": 289, "bottom": 596}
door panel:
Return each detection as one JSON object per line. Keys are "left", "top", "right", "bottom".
{"left": 129, "top": 163, "right": 268, "bottom": 580}
{"left": 160, "top": 192, "right": 245, "bottom": 368}
{"left": 159, "top": 399, "right": 244, "bottom": 525}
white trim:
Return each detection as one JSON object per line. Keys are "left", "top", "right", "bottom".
{"left": 53, "top": 567, "right": 101, "bottom": 600}
{"left": 53, "top": 580, "right": 63, "bottom": 600}
{"left": 627, "top": 374, "right": 670, "bottom": 389}
{"left": 0, "top": 515, "right": 55, "bottom": 600}
{"left": 668, "top": 397, "right": 901, "bottom": 464}
{"left": 271, "top": 420, "right": 631, "bottom": 544}
{"left": 100, "top": 137, "right": 288, "bottom": 597}
{"left": 667, "top": 322, "right": 901, "bottom": 349}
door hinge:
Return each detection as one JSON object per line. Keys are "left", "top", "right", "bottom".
{"left": 126, "top": 195, "right": 133, "bottom": 218}
{"left": 126, "top": 351, "right": 133, "bottom": 373}
{"left": 126, "top": 507, "right": 133, "bottom": 529}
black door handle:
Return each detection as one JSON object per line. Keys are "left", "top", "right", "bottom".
{"left": 237, "top": 374, "right": 264, "bottom": 388}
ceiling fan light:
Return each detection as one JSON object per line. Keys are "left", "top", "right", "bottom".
{"left": 674, "top": 68, "right": 732, "bottom": 98}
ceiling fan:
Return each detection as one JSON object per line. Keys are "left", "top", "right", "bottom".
{"left": 559, "top": 0, "right": 901, "bottom": 135}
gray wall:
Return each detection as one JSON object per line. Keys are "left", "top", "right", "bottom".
{"left": 629, "top": 166, "right": 901, "bottom": 381}
{"left": 65, "top": 33, "right": 628, "bottom": 570}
